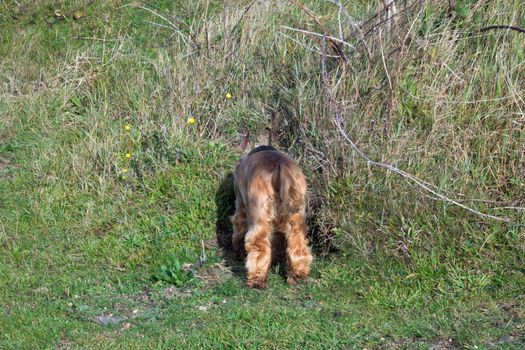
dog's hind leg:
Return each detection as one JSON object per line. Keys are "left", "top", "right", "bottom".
{"left": 244, "top": 219, "right": 272, "bottom": 289}
{"left": 284, "top": 213, "right": 313, "bottom": 285}
{"left": 231, "top": 193, "right": 248, "bottom": 260}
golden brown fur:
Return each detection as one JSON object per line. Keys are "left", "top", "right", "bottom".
{"left": 231, "top": 146, "right": 313, "bottom": 288}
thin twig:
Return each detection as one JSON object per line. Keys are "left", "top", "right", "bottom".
{"left": 494, "top": 207, "right": 525, "bottom": 211}
{"left": 278, "top": 32, "right": 341, "bottom": 58}
{"left": 325, "top": 0, "right": 362, "bottom": 33}
{"left": 384, "top": 0, "right": 398, "bottom": 30}
{"left": 360, "top": 0, "right": 420, "bottom": 41}
{"left": 337, "top": 4, "right": 344, "bottom": 40}
{"left": 479, "top": 25, "right": 525, "bottom": 35}
{"left": 281, "top": 26, "right": 355, "bottom": 50}
{"left": 324, "top": 0, "right": 372, "bottom": 57}
{"left": 230, "top": 0, "right": 258, "bottom": 35}
{"left": 285, "top": 0, "right": 347, "bottom": 61}
{"left": 378, "top": 26, "right": 393, "bottom": 91}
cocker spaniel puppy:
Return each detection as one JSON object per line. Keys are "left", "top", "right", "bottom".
{"left": 231, "top": 145, "right": 313, "bottom": 288}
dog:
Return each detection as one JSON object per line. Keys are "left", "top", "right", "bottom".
{"left": 230, "top": 145, "right": 313, "bottom": 288}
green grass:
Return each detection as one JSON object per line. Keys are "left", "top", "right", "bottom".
{"left": 1, "top": 0, "right": 525, "bottom": 348}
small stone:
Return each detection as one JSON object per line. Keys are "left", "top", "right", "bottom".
{"left": 302, "top": 300, "right": 316, "bottom": 308}
{"left": 73, "top": 11, "right": 86, "bottom": 20}
{"left": 34, "top": 286, "right": 49, "bottom": 294}
{"left": 497, "top": 335, "right": 515, "bottom": 344}
{"left": 93, "top": 315, "right": 126, "bottom": 326}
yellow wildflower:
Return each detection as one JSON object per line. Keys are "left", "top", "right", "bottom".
{"left": 225, "top": 93, "right": 232, "bottom": 100}
{"left": 122, "top": 168, "right": 128, "bottom": 173}
{"left": 187, "top": 117, "right": 196, "bottom": 125}
{"left": 126, "top": 153, "right": 132, "bottom": 158}
{"left": 124, "top": 124, "right": 131, "bottom": 131}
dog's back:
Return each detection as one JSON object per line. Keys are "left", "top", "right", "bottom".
{"left": 235, "top": 146, "right": 306, "bottom": 217}
{"left": 247, "top": 145, "right": 277, "bottom": 156}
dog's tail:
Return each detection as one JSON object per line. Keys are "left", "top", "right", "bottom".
{"left": 273, "top": 163, "right": 306, "bottom": 214}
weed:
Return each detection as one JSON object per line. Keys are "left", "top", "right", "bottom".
{"left": 154, "top": 253, "right": 195, "bottom": 287}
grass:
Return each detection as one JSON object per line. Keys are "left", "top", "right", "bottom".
{"left": 1, "top": 0, "right": 524, "bottom": 348}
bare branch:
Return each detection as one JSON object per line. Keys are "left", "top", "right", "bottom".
{"left": 340, "top": 126, "right": 512, "bottom": 221}
{"left": 325, "top": 0, "right": 362, "bottom": 33}
{"left": 285, "top": 0, "right": 347, "bottom": 61}
{"left": 479, "top": 25, "right": 525, "bottom": 35}
{"left": 333, "top": 103, "right": 512, "bottom": 222}
{"left": 231, "top": 0, "right": 259, "bottom": 35}
{"left": 319, "top": 39, "right": 512, "bottom": 223}
{"left": 278, "top": 32, "right": 341, "bottom": 58}
{"left": 324, "top": 0, "right": 371, "bottom": 57}
{"left": 281, "top": 26, "right": 355, "bottom": 50}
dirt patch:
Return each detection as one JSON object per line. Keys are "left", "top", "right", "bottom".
{"left": 162, "top": 285, "right": 192, "bottom": 299}
{"left": 426, "top": 338, "right": 461, "bottom": 350}
{"left": 193, "top": 260, "right": 235, "bottom": 289}
{"left": 0, "top": 153, "right": 14, "bottom": 179}
{"left": 373, "top": 337, "right": 460, "bottom": 350}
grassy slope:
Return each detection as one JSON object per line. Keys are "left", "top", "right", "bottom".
{"left": 1, "top": 0, "right": 524, "bottom": 349}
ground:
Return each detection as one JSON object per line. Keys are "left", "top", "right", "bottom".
{"left": 1, "top": 1, "right": 524, "bottom": 349}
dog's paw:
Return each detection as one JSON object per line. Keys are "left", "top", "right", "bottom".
{"left": 246, "top": 278, "right": 268, "bottom": 289}
{"left": 287, "top": 274, "right": 307, "bottom": 286}
{"left": 287, "top": 275, "right": 299, "bottom": 286}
